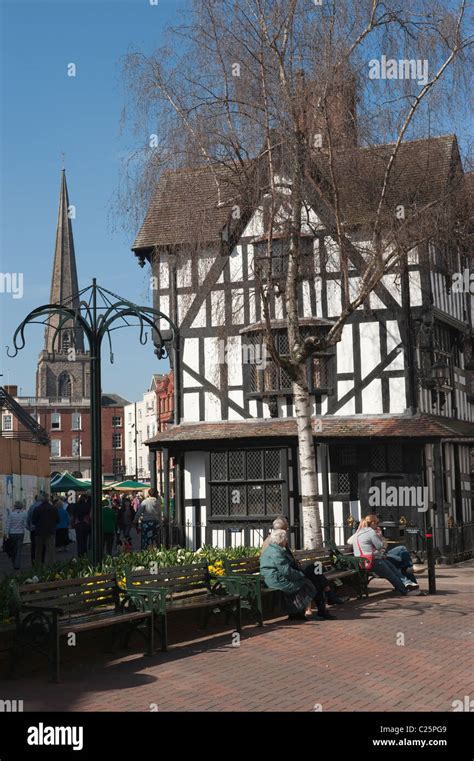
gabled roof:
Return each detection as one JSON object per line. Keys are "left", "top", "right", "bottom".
{"left": 331, "top": 134, "right": 459, "bottom": 226}
{"left": 101, "top": 393, "right": 130, "bottom": 407}
{"left": 132, "top": 134, "right": 463, "bottom": 252}
{"left": 132, "top": 165, "right": 239, "bottom": 250}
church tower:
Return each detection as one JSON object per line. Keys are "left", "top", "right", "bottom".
{"left": 36, "top": 170, "right": 90, "bottom": 399}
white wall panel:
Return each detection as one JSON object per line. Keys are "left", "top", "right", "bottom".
{"left": 362, "top": 379, "right": 383, "bottom": 413}
{"left": 326, "top": 280, "right": 341, "bottom": 316}
{"left": 385, "top": 321, "right": 404, "bottom": 370}
{"left": 159, "top": 261, "right": 169, "bottom": 288}
{"left": 184, "top": 452, "right": 206, "bottom": 499}
{"left": 229, "top": 245, "right": 243, "bottom": 281}
{"left": 183, "top": 337, "right": 199, "bottom": 386}
{"left": 337, "top": 325, "right": 353, "bottom": 373}
{"left": 211, "top": 291, "right": 225, "bottom": 325}
{"left": 389, "top": 377, "right": 406, "bottom": 412}
{"left": 177, "top": 259, "right": 192, "bottom": 287}
{"left": 227, "top": 336, "right": 243, "bottom": 386}
{"left": 360, "top": 322, "right": 381, "bottom": 377}
{"left": 336, "top": 382, "right": 355, "bottom": 414}
{"left": 183, "top": 392, "right": 200, "bottom": 421}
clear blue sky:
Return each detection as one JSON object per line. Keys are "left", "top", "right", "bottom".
{"left": 0, "top": 0, "right": 189, "bottom": 402}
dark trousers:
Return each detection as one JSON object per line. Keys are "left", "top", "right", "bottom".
{"left": 76, "top": 523, "right": 90, "bottom": 557}
{"left": 103, "top": 533, "right": 114, "bottom": 556}
{"left": 30, "top": 531, "right": 45, "bottom": 564}
{"left": 303, "top": 566, "right": 329, "bottom": 615}
{"left": 10, "top": 534, "right": 24, "bottom": 570}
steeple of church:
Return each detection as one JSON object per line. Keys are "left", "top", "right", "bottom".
{"left": 36, "top": 170, "right": 90, "bottom": 399}
{"left": 43, "top": 169, "right": 85, "bottom": 355}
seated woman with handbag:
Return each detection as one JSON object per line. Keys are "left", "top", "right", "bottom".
{"left": 260, "top": 529, "right": 337, "bottom": 620}
{"left": 347, "top": 514, "right": 420, "bottom": 596}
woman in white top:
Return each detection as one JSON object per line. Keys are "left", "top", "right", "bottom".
{"left": 348, "top": 514, "right": 418, "bottom": 596}
{"left": 5, "top": 501, "right": 27, "bottom": 570}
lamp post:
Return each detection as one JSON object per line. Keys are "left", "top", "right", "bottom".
{"left": 8, "top": 279, "right": 179, "bottom": 565}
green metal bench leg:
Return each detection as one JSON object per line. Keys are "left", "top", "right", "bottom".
{"left": 235, "top": 598, "right": 242, "bottom": 632}
{"left": 146, "top": 614, "right": 154, "bottom": 656}
{"left": 159, "top": 614, "right": 168, "bottom": 652}
{"left": 50, "top": 625, "right": 60, "bottom": 683}
{"left": 256, "top": 594, "right": 264, "bottom": 627}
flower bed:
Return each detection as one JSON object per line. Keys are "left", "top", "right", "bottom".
{"left": 0, "top": 545, "right": 260, "bottom": 624}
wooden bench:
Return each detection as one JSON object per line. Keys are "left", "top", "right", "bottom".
{"left": 222, "top": 544, "right": 367, "bottom": 625}
{"left": 221, "top": 556, "right": 277, "bottom": 626}
{"left": 8, "top": 574, "right": 155, "bottom": 682}
{"left": 124, "top": 560, "right": 241, "bottom": 651}
{"left": 294, "top": 543, "right": 368, "bottom": 598}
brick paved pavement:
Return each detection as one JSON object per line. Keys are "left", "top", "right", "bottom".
{"left": 4, "top": 563, "right": 473, "bottom": 712}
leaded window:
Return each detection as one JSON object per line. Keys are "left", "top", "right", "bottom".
{"left": 245, "top": 328, "right": 332, "bottom": 396}
{"left": 209, "top": 449, "right": 285, "bottom": 518}
{"left": 253, "top": 237, "right": 314, "bottom": 281}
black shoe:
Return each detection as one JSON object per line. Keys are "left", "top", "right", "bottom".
{"left": 316, "top": 613, "right": 337, "bottom": 620}
{"left": 287, "top": 612, "right": 306, "bottom": 621}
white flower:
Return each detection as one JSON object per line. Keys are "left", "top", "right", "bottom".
{"left": 24, "top": 575, "right": 39, "bottom": 584}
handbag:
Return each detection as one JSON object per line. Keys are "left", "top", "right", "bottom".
{"left": 2, "top": 536, "right": 15, "bottom": 558}
{"left": 356, "top": 534, "right": 374, "bottom": 571}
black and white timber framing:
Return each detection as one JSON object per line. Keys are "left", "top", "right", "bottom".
{"left": 133, "top": 137, "right": 474, "bottom": 559}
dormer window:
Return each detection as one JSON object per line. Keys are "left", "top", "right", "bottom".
{"left": 241, "top": 319, "right": 334, "bottom": 398}
{"left": 253, "top": 236, "right": 314, "bottom": 282}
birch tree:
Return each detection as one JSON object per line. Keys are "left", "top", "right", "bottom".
{"left": 118, "top": 0, "right": 472, "bottom": 548}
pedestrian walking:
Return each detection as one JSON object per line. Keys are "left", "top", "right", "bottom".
{"left": 102, "top": 499, "right": 117, "bottom": 556}
{"left": 133, "top": 488, "right": 162, "bottom": 549}
{"left": 26, "top": 493, "right": 46, "bottom": 565}
{"left": 4, "top": 501, "right": 27, "bottom": 570}
{"left": 118, "top": 498, "right": 134, "bottom": 541}
{"left": 55, "top": 499, "right": 71, "bottom": 551}
{"left": 73, "top": 494, "right": 91, "bottom": 558}
{"left": 72, "top": 494, "right": 91, "bottom": 557}
{"left": 32, "top": 494, "right": 60, "bottom": 568}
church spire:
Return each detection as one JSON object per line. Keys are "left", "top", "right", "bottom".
{"left": 44, "top": 170, "right": 85, "bottom": 355}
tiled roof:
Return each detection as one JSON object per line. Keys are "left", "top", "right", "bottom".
{"left": 331, "top": 134, "right": 458, "bottom": 226}
{"left": 132, "top": 165, "right": 239, "bottom": 250}
{"left": 133, "top": 134, "right": 461, "bottom": 250}
{"left": 101, "top": 393, "right": 130, "bottom": 407}
{"left": 146, "top": 414, "right": 474, "bottom": 445}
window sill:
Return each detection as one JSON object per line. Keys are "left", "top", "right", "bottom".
{"left": 246, "top": 388, "right": 333, "bottom": 398}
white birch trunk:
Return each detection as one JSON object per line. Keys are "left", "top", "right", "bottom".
{"left": 293, "top": 369, "right": 323, "bottom": 549}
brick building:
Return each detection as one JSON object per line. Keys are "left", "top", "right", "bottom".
{"left": 124, "top": 372, "right": 174, "bottom": 489}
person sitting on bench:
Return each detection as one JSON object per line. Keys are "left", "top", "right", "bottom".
{"left": 262, "top": 516, "right": 346, "bottom": 606}
{"left": 260, "top": 529, "right": 336, "bottom": 620}
{"left": 348, "top": 514, "right": 420, "bottom": 596}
